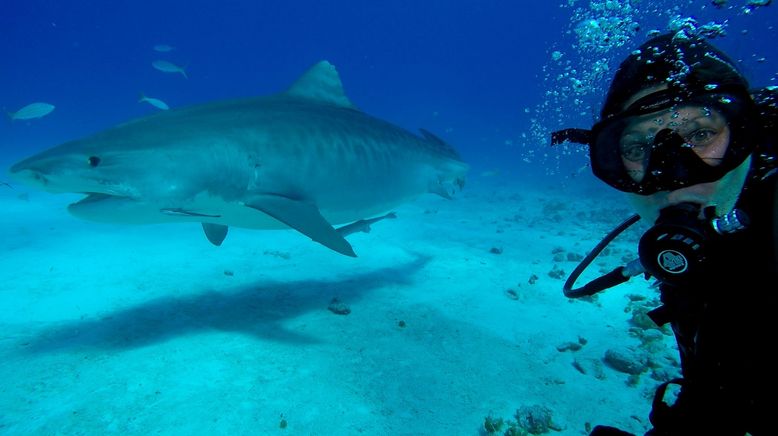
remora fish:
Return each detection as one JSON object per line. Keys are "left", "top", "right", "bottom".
{"left": 139, "top": 93, "right": 170, "bottom": 110}
{"left": 153, "top": 44, "right": 175, "bottom": 52}
{"left": 335, "top": 212, "right": 397, "bottom": 237}
{"left": 8, "top": 102, "right": 55, "bottom": 120}
{"left": 152, "top": 60, "right": 187, "bottom": 78}
{"left": 9, "top": 61, "right": 468, "bottom": 256}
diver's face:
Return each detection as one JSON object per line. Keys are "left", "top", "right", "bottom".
{"left": 618, "top": 86, "right": 748, "bottom": 223}
{"left": 619, "top": 105, "right": 731, "bottom": 182}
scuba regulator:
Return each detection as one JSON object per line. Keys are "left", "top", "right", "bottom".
{"left": 563, "top": 203, "right": 749, "bottom": 298}
{"left": 638, "top": 202, "right": 749, "bottom": 285}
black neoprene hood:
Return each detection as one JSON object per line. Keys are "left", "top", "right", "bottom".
{"left": 601, "top": 32, "right": 750, "bottom": 120}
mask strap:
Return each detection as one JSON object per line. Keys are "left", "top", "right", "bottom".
{"left": 550, "top": 128, "right": 592, "bottom": 146}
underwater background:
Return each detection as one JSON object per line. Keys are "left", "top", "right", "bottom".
{"left": 1, "top": 1, "right": 776, "bottom": 435}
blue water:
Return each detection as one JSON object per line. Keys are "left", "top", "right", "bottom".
{"left": 2, "top": 1, "right": 776, "bottom": 178}
{"left": 1, "top": 1, "right": 776, "bottom": 435}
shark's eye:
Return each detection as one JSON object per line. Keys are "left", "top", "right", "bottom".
{"left": 87, "top": 156, "right": 101, "bottom": 167}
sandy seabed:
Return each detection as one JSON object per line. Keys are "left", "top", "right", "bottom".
{"left": 0, "top": 173, "right": 678, "bottom": 436}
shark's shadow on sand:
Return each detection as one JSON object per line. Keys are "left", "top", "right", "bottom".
{"left": 22, "top": 255, "right": 430, "bottom": 354}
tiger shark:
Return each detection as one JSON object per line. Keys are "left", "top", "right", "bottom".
{"left": 8, "top": 61, "right": 468, "bottom": 256}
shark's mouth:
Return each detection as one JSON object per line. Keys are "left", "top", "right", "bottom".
{"left": 68, "top": 193, "right": 143, "bottom": 213}
{"left": 71, "top": 192, "right": 129, "bottom": 206}
{"left": 67, "top": 192, "right": 221, "bottom": 224}
{"left": 66, "top": 192, "right": 154, "bottom": 224}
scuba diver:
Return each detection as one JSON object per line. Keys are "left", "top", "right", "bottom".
{"left": 551, "top": 32, "right": 777, "bottom": 435}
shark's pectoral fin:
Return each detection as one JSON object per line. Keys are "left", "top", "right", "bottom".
{"left": 245, "top": 194, "right": 356, "bottom": 257}
{"left": 202, "top": 223, "right": 229, "bottom": 246}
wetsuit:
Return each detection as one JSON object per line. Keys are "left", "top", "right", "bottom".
{"left": 652, "top": 88, "right": 777, "bottom": 435}
{"left": 646, "top": 158, "right": 776, "bottom": 435}
{"left": 593, "top": 88, "right": 778, "bottom": 436}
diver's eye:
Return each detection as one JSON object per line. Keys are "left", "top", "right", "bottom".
{"left": 684, "top": 129, "right": 718, "bottom": 147}
{"left": 620, "top": 142, "right": 649, "bottom": 162}
{"left": 87, "top": 156, "right": 101, "bottom": 167}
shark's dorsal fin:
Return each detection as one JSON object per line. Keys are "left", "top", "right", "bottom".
{"left": 285, "top": 61, "right": 358, "bottom": 110}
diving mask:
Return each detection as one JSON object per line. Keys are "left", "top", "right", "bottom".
{"left": 552, "top": 86, "right": 757, "bottom": 194}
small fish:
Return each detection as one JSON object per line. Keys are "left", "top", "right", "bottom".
{"left": 747, "top": 0, "right": 771, "bottom": 8}
{"left": 1, "top": 182, "right": 13, "bottom": 189}
{"left": 152, "top": 60, "right": 187, "bottom": 79}
{"left": 139, "top": 93, "right": 170, "bottom": 110}
{"left": 153, "top": 44, "right": 175, "bottom": 52}
{"left": 7, "top": 102, "right": 55, "bottom": 121}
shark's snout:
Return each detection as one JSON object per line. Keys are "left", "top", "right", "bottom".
{"left": 8, "top": 154, "right": 98, "bottom": 194}
{"left": 8, "top": 160, "right": 50, "bottom": 188}
{"left": 9, "top": 158, "right": 31, "bottom": 175}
